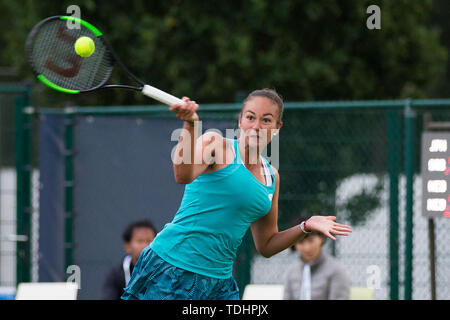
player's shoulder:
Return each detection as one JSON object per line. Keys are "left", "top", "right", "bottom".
{"left": 268, "top": 164, "right": 280, "bottom": 180}
{"left": 270, "top": 164, "right": 279, "bottom": 175}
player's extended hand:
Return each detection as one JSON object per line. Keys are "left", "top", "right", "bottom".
{"left": 170, "top": 97, "right": 199, "bottom": 124}
{"left": 305, "top": 216, "right": 352, "bottom": 241}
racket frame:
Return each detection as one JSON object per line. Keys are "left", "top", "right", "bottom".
{"left": 26, "top": 15, "right": 184, "bottom": 105}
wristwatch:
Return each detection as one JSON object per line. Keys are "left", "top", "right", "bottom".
{"left": 300, "top": 221, "right": 311, "bottom": 234}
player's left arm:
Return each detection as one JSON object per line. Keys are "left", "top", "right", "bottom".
{"left": 250, "top": 166, "right": 352, "bottom": 258}
{"left": 250, "top": 167, "right": 304, "bottom": 258}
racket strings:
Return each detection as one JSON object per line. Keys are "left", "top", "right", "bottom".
{"left": 28, "top": 19, "right": 114, "bottom": 91}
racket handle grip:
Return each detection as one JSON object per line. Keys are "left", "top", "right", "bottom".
{"left": 142, "top": 85, "right": 185, "bottom": 106}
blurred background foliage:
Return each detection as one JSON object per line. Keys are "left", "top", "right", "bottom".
{"left": 0, "top": 0, "right": 447, "bottom": 107}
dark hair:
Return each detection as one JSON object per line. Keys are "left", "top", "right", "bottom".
{"left": 289, "top": 231, "right": 327, "bottom": 252}
{"left": 289, "top": 215, "right": 327, "bottom": 252}
{"left": 241, "top": 88, "right": 284, "bottom": 124}
{"left": 122, "top": 220, "right": 157, "bottom": 243}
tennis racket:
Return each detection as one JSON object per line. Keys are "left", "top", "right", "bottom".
{"left": 25, "top": 15, "right": 184, "bottom": 106}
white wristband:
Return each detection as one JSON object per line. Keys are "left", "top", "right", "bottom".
{"left": 300, "top": 221, "right": 311, "bottom": 234}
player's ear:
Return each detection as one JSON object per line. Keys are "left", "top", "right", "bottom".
{"left": 277, "top": 121, "right": 283, "bottom": 130}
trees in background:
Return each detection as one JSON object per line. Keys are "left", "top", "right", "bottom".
{"left": 0, "top": 0, "right": 447, "bottom": 107}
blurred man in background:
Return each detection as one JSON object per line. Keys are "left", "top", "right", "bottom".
{"left": 101, "top": 220, "right": 157, "bottom": 300}
{"left": 283, "top": 218, "right": 350, "bottom": 300}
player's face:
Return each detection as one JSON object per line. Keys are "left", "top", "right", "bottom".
{"left": 295, "top": 234, "right": 324, "bottom": 263}
{"left": 125, "top": 227, "right": 156, "bottom": 263}
{"left": 239, "top": 97, "right": 282, "bottom": 149}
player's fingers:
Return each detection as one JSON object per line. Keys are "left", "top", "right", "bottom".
{"left": 183, "top": 100, "right": 197, "bottom": 112}
{"left": 175, "top": 97, "right": 188, "bottom": 108}
{"left": 185, "top": 102, "right": 196, "bottom": 112}
{"left": 170, "top": 102, "right": 188, "bottom": 111}
{"left": 333, "top": 225, "right": 352, "bottom": 231}
{"left": 334, "top": 222, "right": 351, "bottom": 228}
{"left": 170, "top": 99, "right": 198, "bottom": 122}
{"left": 178, "top": 108, "right": 188, "bottom": 116}
{"left": 182, "top": 102, "right": 195, "bottom": 112}
{"left": 331, "top": 230, "right": 349, "bottom": 236}
{"left": 172, "top": 105, "right": 185, "bottom": 114}
{"left": 325, "top": 232, "right": 337, "bottom": 241}
{"left": 332, "top": 229, "right": 351, "bottom": 235}
{"left": 170, "top": 106, "right": 182, "bottom": 115}
{"left": 336, "top": 227, "right": 352, "bottom": 233}
{"left": 190, "top": 102, "right": 198, "bottom": 111}
{"left": 186, "top": 99, "right": 197, "bottom": 108}
{"left": 326, "top": 216, "right": 337, "bottom": 221}
{"left": 174, "top": 108, "right": 189, "bottom": 119}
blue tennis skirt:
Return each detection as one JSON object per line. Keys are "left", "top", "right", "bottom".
{"left": 121, "top": 246, "right": 240, "bottom": 300}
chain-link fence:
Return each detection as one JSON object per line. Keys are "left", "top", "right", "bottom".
{"left": 249, "top": 101, "right": 450, "bottom": 300}
{"left": 12, "top": 98, "right": 450, "bottom": 300}
{"left": 250, "top": 105, "right": 398, "bottom": 300}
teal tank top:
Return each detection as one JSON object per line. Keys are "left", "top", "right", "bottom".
{"left": 150, "top": 138, "right": 276, "bottom": 279}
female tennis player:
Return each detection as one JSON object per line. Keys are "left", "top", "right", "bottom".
{"left": 121, "top": 89, "right": 352, "bottom": 300}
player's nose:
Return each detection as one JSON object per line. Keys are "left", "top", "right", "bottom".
{"left": 251, "top": 119, "right": 262, "bottom": 129}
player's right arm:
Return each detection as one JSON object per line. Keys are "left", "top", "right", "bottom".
{"left": 170, "top": 97, "right": 225, "bottom": 184}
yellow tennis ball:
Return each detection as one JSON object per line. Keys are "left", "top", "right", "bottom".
{"left": 74, "top": 36, "right": 95, "bottom": 57}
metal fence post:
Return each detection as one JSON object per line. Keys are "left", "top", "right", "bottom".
{"left": 388, "top": 109, "right": 400, "bottom": 300}
{"left": 404, "top": 99, "right": 415, "bottom": 300}
{"left": 15, "top": 90, "right": 33, "bottom": 284}
{"left": 64, "top": 106, "right": 75, "bottom": 271}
